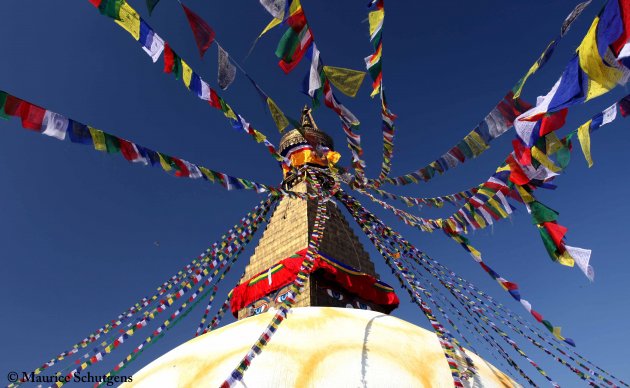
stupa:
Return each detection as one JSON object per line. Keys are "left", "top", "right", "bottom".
{"left": 123, "top": 108, "right": 518, "bottom": 387}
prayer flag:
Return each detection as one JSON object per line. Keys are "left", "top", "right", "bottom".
{"left": 322, "top": 66, "right": 365, "bottom": 98}
{"left": 267, "top": 97, "right": 289, "bottom": 132}
{"left": 259, "top": 0, "right": 286, "bottom": 19}
{"left": 68, "top": 121, "right": 93, "bottom": 144}
{"left": 89, "top": 127, "right": 107, "bottom": 151}
{"left": 41, "top": 111, "right": 69, "bottom": 140}
{"left": 115, "top": 1, "right": 141, "bottom": 40}
{"left": 217, "top": 45, "right": 236, "bottom": 90}
{"left": 181, "top": 3, "right": 215, "bottom": 58}
{"left": 20, "top": 102, "right": 46, "bottom": 131}
{"left": 577, "top": 119, "right": 593, "bottom": 167}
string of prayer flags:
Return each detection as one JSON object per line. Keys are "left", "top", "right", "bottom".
{"left": 96, "top": 200, "right": 278, "bottom": 382}
{"left": 515, "top": 0, "right": 630, "bottom": 128}
{"left": 87, "top": 0, "right": 294, "bottom": 172}
{"left": 181, "top": 3, "right": 216, "bottom": 58}
{"left": 11, "top": 197, "right": 277, "bottom": 388}
{"left": 217, "top": 45, "right": 237, "bottom": 90}
{"left": 513, "top": 1, "right": 594, "bottom": 98}
{"left": 0, "top": 90, "right": 290, "bottom": 197}
{"left": 361, "top": 0, "right": 400, "bottom": 185}
{"left": 340, "top": 192, "right": 470, "bottom": 385}
{"left": 369, "top": 186, "right": 479, "bottom": 210}
{"left": 373, "top": 1, "right": 615, "bottom": 188}
{"left": 244, "top": 74, "right": 289, "bottom": 132}
{"left": 365, "top": 0, "right": 384, "bottom": 97}
{"left": 374, "top": 92, "right": 531, "bottom": 187}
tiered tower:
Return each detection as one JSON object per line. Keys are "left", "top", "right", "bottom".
{"left": 233, "top": 107, "right": 398, "bottom": 319}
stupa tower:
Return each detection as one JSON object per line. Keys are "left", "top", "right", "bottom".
{"left": 124, "top": 108, "right": 518, "bottom": 388}
{"left": 231, "top": 106, "right": 399, "bottom": 319}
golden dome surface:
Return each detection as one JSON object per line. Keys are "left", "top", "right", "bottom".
{"left": 124, "top": 307, "right": 518, "bottom": 388}
{"left": 278, "top": 107, "right": 334, "bottom": 155}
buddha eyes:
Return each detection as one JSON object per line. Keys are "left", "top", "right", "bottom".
{"left": 252, "top": 303, "right": 268, "bottom": 315}
{"left": 276, "top": 292, "right": 289, "bottom": 303}
{"left": 355, "top": 301, "right": 371, "bottom": 310}
{"left": 326, "top": 289, "right": 344, "bottom": 301}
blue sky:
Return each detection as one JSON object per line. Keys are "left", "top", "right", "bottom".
{"left": 0, "top": 0, "right": 629, "bottom": 385}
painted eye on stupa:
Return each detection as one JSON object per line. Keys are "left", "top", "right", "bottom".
{"left": 355, "top": 301, "right": 372, "bottom": 310}
{"left": 252, "top": 303, "right": 268, "bottom": 315}
{"left": 276, "top": 292, "right": 289, "bottom": 303}
{"left": 326, "top": 288, "right": 344, "bottom": 301}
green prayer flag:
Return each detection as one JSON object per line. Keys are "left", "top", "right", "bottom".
{"left": 275, "top": 27, "right": 300, "bottom": 61}
{"left": 99, "top": 0, "right": 123, "bottom": 19}
{"left": 104, "top": 133, "right": 121, "bottom": 154}
{"left": 0, "top": 91, "right": 10, "bottom": 120}
{"left": 530, "top": 201, "right": 559, "bottom": 224}
{"left": 538, "top": 227, "right": 559, "bottom": 261}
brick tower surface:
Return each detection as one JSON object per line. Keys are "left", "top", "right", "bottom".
{"left": 236, "top": 107, "right": 393, "bottom": 319}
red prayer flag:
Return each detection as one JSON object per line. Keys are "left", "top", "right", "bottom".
{"left": 531, "top": 310, "right": 544, "bottom": 323}
{"left": 506, "top": 154, "right": 530, "bottom": 186}
{"left": 119, "top": 139, "right": 139, "bottom": 162}
{"left": 3, "top": 95, "right": 24, "bottom": 117}
{"left": 181, "top": 4, "right": 215, "bottom": 58}
{"left": 208, "top": 88, "right": 222, "bottom": 109}
{"left": 539, "top": 108, "right": 568, "bottom": 136}
{"left": 172, "top": 158, "right": 190, "bottom": 177}
{"left": 163, "top": 42, "right": 175, "bottom": 73}
{"left": 611, "top": 0, "right": 630, "bottom": 55}
{"left": 20, "top": 102, "right": 46, "bottom": 131}
{"left": 512, "top": 139, "right": 531, "bottom": 166}
{"left": 543, "top": 221, "right": 568, "bottom": 248}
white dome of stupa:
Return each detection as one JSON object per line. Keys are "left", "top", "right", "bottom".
{"left": 124, "top": 307, "right": 518, "bottom": 387}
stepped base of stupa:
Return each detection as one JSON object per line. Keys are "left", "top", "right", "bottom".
{"left": 124, "top": 307, "right": 518, "bottom": 387}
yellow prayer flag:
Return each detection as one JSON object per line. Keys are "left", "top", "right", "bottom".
{"left": 368, "top": 9, "right": 385, "bottom": 37}
{"left": 578, "top": 17, "right": 622, "bottom": 101}
{"left": 531, "top": 146, "right": 562, "bottom": 173}
{"left": 258, "top": 18, "right": 282, "bottom": 38}
{"left": 266, "top": 97, "right": 289, "bottom": 132}
{"left": 468, "top": 244, "right": 482, "bottom": 260}
{"left": 545, "top": 132, "right": 564, "bottom": 155}
{"left": 158, "top": 153, "right": 172, "bottom": 172}
{"left": 115, "top": 2, "right": 141, "bottom": 41}
{"left": 552, "top": 326, "right": 566, "bottom": 341}
{"left": 464, "top": 132, "right": 489, "bottom": 156}
{"left": 516, "top": 185, "right": 534, "bottom": 203}
{"left": 577, "top": 120, "right": 593, "bottom": 167}
{"left": 323, "top": 66, "right": 366, "bottom": 98}
{"left": 558, "top": 251, "right": 576, "bottom": 267}
{"left": 223, "top": 104, "right": 237, "bottom": 120}
{"left": 488, "top": 198, "right": 508, "bottom": 219}
{"left": 496, "top": 164, "right": 511, "bottom": 173}
{"left": 198, "top": 167, "right": 215, "bottom": 182}
{"left": 181, "top": 60, "right": 193, "bottom": 89}
{"left": 252, "top": 130, "right": 267, "bottom": 143}
{"left": 288, "top": 0, "right": 302, "bottom": 15}
{"left": 88, "top": 126, "right": 107, "bottom": 152}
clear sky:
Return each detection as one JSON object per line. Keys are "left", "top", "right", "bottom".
{"left": 1, "top": 0, "right": 629, "bottom": 386}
